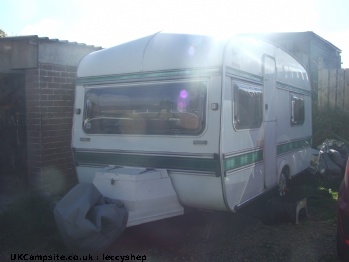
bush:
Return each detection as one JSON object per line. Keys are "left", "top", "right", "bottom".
{"left": 312, "top": 107, "right": 349, "bottom": 146}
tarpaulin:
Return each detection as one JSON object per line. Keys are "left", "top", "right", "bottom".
{"left": 54, "top": 183, "right": 128, "bottom": 254}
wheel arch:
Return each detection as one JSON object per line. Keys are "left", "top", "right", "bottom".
{"left": 278, "top": 160, "right": 291, "bottom": 180}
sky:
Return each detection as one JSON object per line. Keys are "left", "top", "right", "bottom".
{"left": 1, "top": 0, "right": 349, "bottom": 67}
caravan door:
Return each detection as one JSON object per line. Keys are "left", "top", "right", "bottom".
{"left": 263, "top": 55, "right": 277, "bottom": 188}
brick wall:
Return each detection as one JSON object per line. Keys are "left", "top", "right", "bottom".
{"left": 26, "top": 63, "right": 78, "bottom": 195}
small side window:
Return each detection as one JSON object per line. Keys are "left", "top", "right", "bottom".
{"left": 291, "top": 94, "right": 305, "bottom": 125}
{"left": 233, "top": 81, "right": 263, "bottom": 130}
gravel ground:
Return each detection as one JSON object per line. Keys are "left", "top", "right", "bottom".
{"left": 0, "top": 172, "right": 340, "bottom": 262}
{"left": 108, "top": 203, "right": 338, "bottom": 262}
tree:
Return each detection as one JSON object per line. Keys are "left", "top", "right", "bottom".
{"left": 0, "top": 28, "right": 7, "bottom": 37}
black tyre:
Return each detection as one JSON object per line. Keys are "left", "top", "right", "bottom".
{"left": 278, "top": 171, "right": 289, "bottom": 196}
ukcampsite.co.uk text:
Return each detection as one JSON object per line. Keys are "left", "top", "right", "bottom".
{"left": 10, "top": 253, "right": 147, "bottom": 261}
{"left": 103, "top": 254, "right": 146, "bottom": 261}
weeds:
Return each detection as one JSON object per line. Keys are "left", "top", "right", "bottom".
{"left": 290, "top": 172, "right": 340, "bottom": 222}
{"left": 312, "top": 107, "right": 349, "bottom": 146}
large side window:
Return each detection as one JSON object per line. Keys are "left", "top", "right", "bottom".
{"left": 291, "top": 94, "right": 305, "bottom": 125}
{"left": 83, "top": 81, "right": 207, "bottom": 135}
{"left": 233, "top": 81, "right": 263, "bottom": 130}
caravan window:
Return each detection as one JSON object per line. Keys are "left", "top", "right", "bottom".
{"left": 291, "top": 94, "right": 305, "bottom": 125}
{"left": 233, "top": 81, "right": 263, "bottom": 130}
{"left": 83, "top": 81, "right": 207, "bottom": 135}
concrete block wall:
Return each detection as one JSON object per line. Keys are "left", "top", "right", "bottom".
{"left": 25, "top": 63, "right": 78, "bottom": 195}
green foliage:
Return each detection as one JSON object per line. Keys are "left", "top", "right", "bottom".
{"left": 0, "top": 28, "right": 7, "bottom": 37}
{"left": 290, "top": 172, "right": 340, "bottom": 221}
{"left": 312, "top": 106, "right": 349, "bottom": 146}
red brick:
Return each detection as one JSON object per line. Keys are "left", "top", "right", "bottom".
{"left": 65, "top": 66, "right": 76, "bottom": 73}
{"left": 41, "top": 64, "right": 53, "bottom": 70}
{"left": 26, "top": 94, "right": 41, "bottom": 101}
{"left": 61, "top": 83, "right": 74, "bottom": 89}
{"left": 41, "top": 89, "right": 54, "bottom": 94}
{"left": 61, "top": 71, "right": 76, "bottom": 78}
{"left": 48, "top": 94, "right": 62, "bottom": 100}
{"left": 39, "top": 82, "right": 48, "bottom": 88}
{"left": 53, "top": 100, "right": 67, "bottom": 107}
{"left": 25, "top": 61, "right": 87, "bottom": 190}
{"left": 52, "top": 64, "right": 66, "bottom": 72}
{"left": 41, "top": 100, "right": 54, "bottom": 107}
{"left": 46, "top": 70, "right": 61, "bottom": 77}
{"left": 40, "top": 76, "right": 54, "bottom": 83}
{"left": 39, "top": 70, "right": 47, "bottom": 76}
{"left": 53, "top": 77, "right": 66, "bottom": 83}
{"left": 47, "top": 82, "right": 61, "bottom": 89}
{"left": 53, "top": 89, "right": 66, "bottom": 95}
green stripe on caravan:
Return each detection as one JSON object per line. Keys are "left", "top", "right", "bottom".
{"left": 74, "top": 151, "right": 220, "bottom": 173}
{"left": 77, "top": 67, "right": 221, "bottom": 85}
{"left": 223, "top": 137, "right": 311, "bottom": 172}
{"left": 277, "top": 137, "right": 312, "bottom": 155}
{"left": 224, "top": 150, "right": 264, "bottom": 172}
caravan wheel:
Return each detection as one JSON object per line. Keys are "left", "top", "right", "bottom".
{"left": 278, "top": 171, "right": 289, "bottom": 196}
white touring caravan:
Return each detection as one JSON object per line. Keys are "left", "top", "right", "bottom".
{"left": 72, "top": 32, "right": 312, "bottom": 227}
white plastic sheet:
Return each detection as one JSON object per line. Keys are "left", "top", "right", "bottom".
{"left": 54, "top": 183, "right": 128, "bottom": 254}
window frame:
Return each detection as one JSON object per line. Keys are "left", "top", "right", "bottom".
{"left": 232, "top": 80, "right": 263, "bottom": 130}
{"left": 82, "top": 80, "right": 208, "bottom": 136}
{"left": 290, "top": 93, "right": 305, "bottom": 126}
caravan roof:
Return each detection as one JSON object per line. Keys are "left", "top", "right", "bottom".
{"left": 77, "top": 32, "right": 227, "bottom": 78}
{"left": 77, "top": 32, "right": 310, "bottom": 92}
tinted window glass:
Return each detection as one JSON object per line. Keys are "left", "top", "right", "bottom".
{"left": 291, "top": 94, "right": 305, "bottom": 125}
{"left": 83, "top": 81, "right": 207, "bottom": 135}
{"left": 233, "top": 82, "right": 263, "bottom": 129}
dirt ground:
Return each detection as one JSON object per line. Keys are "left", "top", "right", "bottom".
{"left": 109, "top": 198, "right": 338, "bottom": 262}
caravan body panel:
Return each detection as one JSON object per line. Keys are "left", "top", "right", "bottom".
{"left": 221, "top": 37, "right": 312, "bottom": 210}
